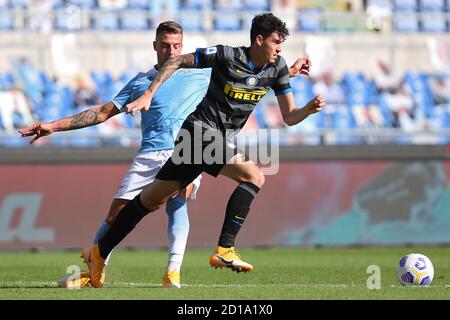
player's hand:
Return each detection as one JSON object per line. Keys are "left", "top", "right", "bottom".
{"left": 305, "top": 95, "right": 325, "bottom": 115}
{"left": 289, "top": 58, "right": 311, "bottom": 77}
{"left": 124, "top": 91, "right": 153, "bottom": 116}
{"left": 18, "top": 122, "right": 53, "bottom": 144}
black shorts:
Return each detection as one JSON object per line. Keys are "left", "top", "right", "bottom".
{"left": 155, "top": 120, "right": 239, "bottom": 189}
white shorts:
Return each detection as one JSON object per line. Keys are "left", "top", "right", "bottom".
{"left": 114, "top": 150, "right": 202, "bottom": 201}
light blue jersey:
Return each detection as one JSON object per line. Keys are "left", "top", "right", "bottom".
{"left": 112, "top": 68, "right": 211, "bottom": 153}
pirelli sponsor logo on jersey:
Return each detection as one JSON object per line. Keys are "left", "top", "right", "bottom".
{"left": 224, "top": 84, "right": 268, "bottom": 102}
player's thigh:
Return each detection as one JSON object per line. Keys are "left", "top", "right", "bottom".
{"left": 105, "top": 198, "right": 130, "bottom": 225}
{"left": 219, "top": 154, "right": 265, "bottom": 188}
{"left": 140, "top": 179, "right": 182, "bottom": 210}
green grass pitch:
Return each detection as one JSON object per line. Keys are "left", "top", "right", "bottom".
{"left": 0, "top": 247, "right": 449, "bottom": 300}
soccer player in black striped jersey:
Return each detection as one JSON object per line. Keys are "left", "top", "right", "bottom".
{"left": 82, "top": 13, "right": 325, "bottom": 287}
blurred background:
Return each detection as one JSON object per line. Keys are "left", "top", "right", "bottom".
{"left": 1, "top": 0, "right": 450, "bottom": 250}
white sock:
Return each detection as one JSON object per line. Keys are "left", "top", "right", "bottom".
{"left": 165, "top": 197, "right": 189, "bottom": 273}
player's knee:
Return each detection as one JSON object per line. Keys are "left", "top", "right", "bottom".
{"left": 242, "top": 165, "right": 265, "bottom": 188}
{"left": 252, "top": 168, "right": 265, "bottom": 188}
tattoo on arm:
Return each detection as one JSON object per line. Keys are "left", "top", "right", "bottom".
{"left": 70, "top": 109, "right": 100, "bottom": 129}
{"left": 148, "top": 53, "right": 196, "bottom": 94}
{"left": 52, "top": 107, "right": 102, "bottom": 132}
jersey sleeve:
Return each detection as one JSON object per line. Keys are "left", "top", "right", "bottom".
{"left": 195, "top": 45, "right": 233, "bottom": 68}
{"left": 111, "top": 77, "right": 137, "bottom": 112}
{"left": 271, "top": 56, "right": 292, "bottom": 96}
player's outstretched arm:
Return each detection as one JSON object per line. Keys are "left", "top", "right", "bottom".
{"left": 19, "top": 102, "right": 119, "bottom": 144}
{"left": 124, "top": 53, "right": 196, "bottom": 116}
{"left": 277, "top": 92, "right": 325, "bottom": 126}
{"left": 288, "top": 58, "right": 311, "bottom": 78}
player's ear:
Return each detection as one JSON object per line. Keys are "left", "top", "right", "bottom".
{"left": 153, "top": 41, "right": 157, "bottom": 51}
{"left": 256, "top": 35, "right": 264, "bottom": 47}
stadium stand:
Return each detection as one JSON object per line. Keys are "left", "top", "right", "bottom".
{"left": 0, "top": 0, "right": 448, "bottom": 32}
{"left": 0, "top": 0, "right": 449, "bottom": 146}
{"left": 1, "top": 57, "right": 449, "bottom": 146}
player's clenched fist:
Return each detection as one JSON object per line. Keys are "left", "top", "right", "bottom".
{"left": 305, "top": 95, "right": 325, "bottom": 115}
{"left": 289, "top": 58, "right": 312, "bottom": 77}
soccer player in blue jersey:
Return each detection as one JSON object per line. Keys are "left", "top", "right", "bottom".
{"left": 80, "top": 13, "right": 324, "bottom": 288}
{"left": 19, "top": 21, "right": 207, "bottom": 288}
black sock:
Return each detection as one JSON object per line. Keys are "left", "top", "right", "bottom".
{"left": 98, "top": 194, "right": 149, "bottom": 259}
{"left": 218, "top": 182, "right": 260, "bottom": 248}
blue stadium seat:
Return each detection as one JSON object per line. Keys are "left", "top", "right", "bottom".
{"left": 93, "top": 11, "right": 120, "bottom": 31}
{"left": 0, "top": 72, "right": 15, "bottom": 90}
{"left": 180, "top": 0, "right": 212, "bottom": 10}
{"left": 90, "top": 70, "right": 114, "bottom": 102}
{"left": 67, "top": 0, "right": 96, "bottom": 9}
{"left": 15, "top": 62, "right": 45, "bottom": 110}
{"left": 213, "top": 13, "right": 242, "bottom": 31}
{"left": 419, "top": 0, "right": 446, "bottom": 12}
{"left": 214, "top": 0, "right": 242, "bottom": 10}
{"left": 242, "top": 0, "right": 270, "bottom": 11}
{"left": 51, "top": 0, "right": 65, "bottom": 9}
{"left": 0, "top": 11, "right": 13, "bottom": 30}
{"left": 341, "top": 72, "right": 370, "bottom": 107}
{"left": 429, "top": 105, "right": 450, "bottom": 129}
{"left": 127, "top": 0, "right": 150, "bottom": 9}
{"left": 213, "top": 0, "right": 242, "bottom": 31}
{"left": 420, "top": 12, "right": 447, "bottom": 32}
{"left": 7, "top": 0, "right": 28, "bottom": 8}
{"left": 178, "top": 12, "right": 204, "bottom": 31}
{"left": 393, "top": 0, "right": 418, "bottom": 12}
{"left": 290, "top": 76, "right": 315, "bottom": 107}
{"left": 393, "top": 12, "right": 419, "bottom": 31}
{"left": 333, "top": 106, "right": 361, "bottom": 144}
{"left": 38, "top": 82, "right": 75, "bottom": 122}
{"left": 120, "top": 10, "right": 149, "bottom": 30}
{"left": 298, "top": 9, "right": 322, "bottom": 32}
{"left": 403, "top": 72, "right": 434, "bottom": 117}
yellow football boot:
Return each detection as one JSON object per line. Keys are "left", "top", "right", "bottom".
{"left": 209, "top": 246, "right": 253, "bottom": 273}
{"left": 162, "top": 270, "right": 181, "bottom": 288}
{"left": 58, "top": 272, "right": 106, "bottom": 288}
{"left": 81, "top": 244, "right": 105, "bottom": 288}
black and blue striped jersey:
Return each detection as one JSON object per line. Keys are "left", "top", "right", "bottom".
{"left": 188, "top": 44, "right": 292, "bottom": 135}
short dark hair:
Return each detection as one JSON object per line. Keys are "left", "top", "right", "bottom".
{"left": 250, "top": 13, "right": 289, "bottom": 44}
{"left": 156, "top": 21, "right": 183, "bottom": 36}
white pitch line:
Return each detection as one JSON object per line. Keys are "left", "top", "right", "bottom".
{"left": 1, "top": 282, "right": 449, "bottom": 289}
{"left": 0, "top": 282, "right": 359, "bottom": 289}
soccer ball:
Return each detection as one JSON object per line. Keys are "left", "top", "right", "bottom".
{"left": 396, "top": 253, "right": 434, "bottom": 286}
